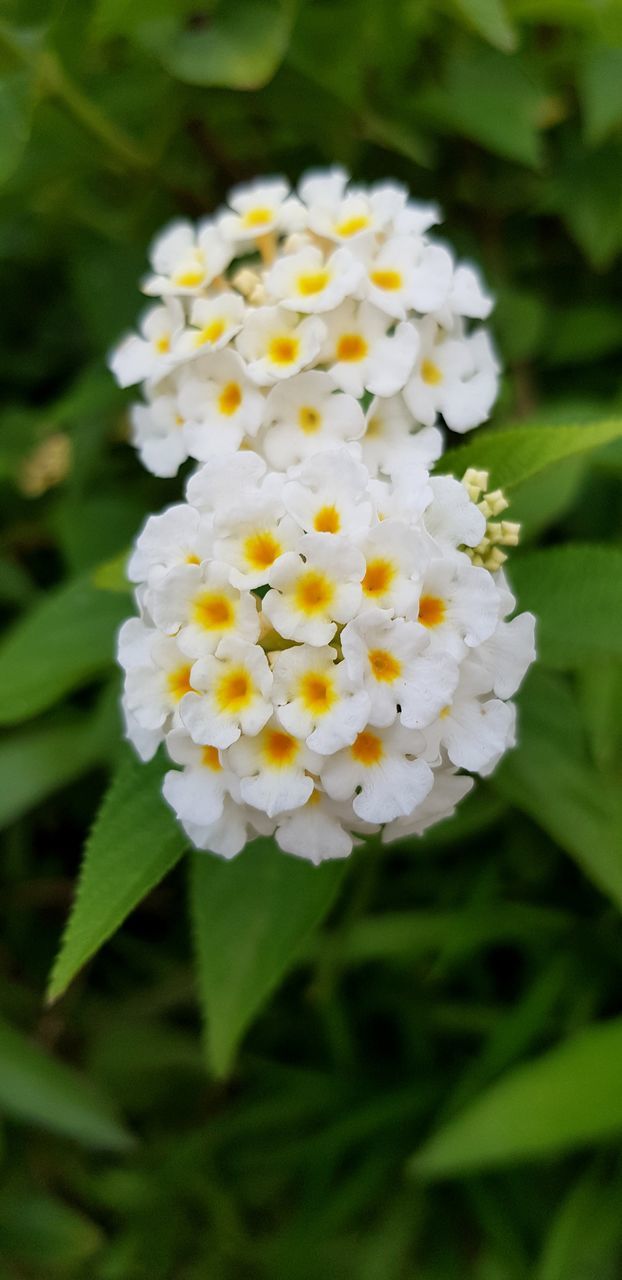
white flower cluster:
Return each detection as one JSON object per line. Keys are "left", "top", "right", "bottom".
{"left": 118, "top": 449, "right": 535, "bottom": 863}
{"left": 109, "top": 170, "right": 500, "bottom": 478}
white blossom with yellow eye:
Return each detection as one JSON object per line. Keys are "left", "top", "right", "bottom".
{"left": 218, "top": 178, "right": 305, "bottom": 243}
{"left": 282, "top": 449, "right": 374, "bottom": 540}
{"left": 175, "top": 293, "right": 246, "bottom": 359}
{"left": 260, "top": 372, "right": 365, "bottom": 469}
{"left": 147, "top": 560, "right": 260, "bottom": 658}
{"left": 263, "top": 532, "right": 365, "bottom": 646}
{"left": 179, "top": 637, "right": 274, "bottom": 749}
{"left": 265, "top": 245, "right": 364, "bottom": 313}
{"left": 320, "top": 300, "right": 418, "bottom": 398}
{"left": 109, "top": 300, "right": 184, "bottom": 388}
{"left": 235, "top": 306, "right": 326, "bottom": 385}
{"left": 142, "top": 219, "right": 233, "bottom": 296}
{"left": 272, "top": 644, "right": 370, "bottom": 754}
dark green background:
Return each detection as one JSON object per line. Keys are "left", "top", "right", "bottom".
{"left": 1, "top": 0, "right": 622, "bottom": 1275}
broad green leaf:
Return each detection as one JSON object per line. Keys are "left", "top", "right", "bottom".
{"left": 0, "top": 574, "right": 128, "bottom": 726}
{"left": 48, "top": 750, "right": 186, "bottom": 1002}
{"left": 136, "top": 0, "right": 293, "bottom": 89}
{"left": 0, "top": 687, "right": 117, "bottom": 830}
{"left": 544, "top": 304, "right": 622, "bottom": 365}
{"left": 190, "top": 841, "right": 347, "bottom": 1077}
{"left": 0, "top": 1015, "right": 131, "bottom": 1150}
{"left": 537, "top": 1165, "right": 622, "bottom": 1280}
{"left": 0, "top": 71, "right": 32, "bottom": 184}
{"left": 578, "top": 661, "right": 622, "bottom": 772}
{"left": 0, "top": 1191, "right": 102, "bottom": 1269}
{"left": 579, "top": 46, "right": 622, "bottom": 147}
{"left": 92, "top": 548, "right": 131, "bottom": 593}
{"left": 420, "top": 45, "right": 544, "bottom": 165}
{"left": 509, "top": 455, "right": 586, "bottom": 542}
{"left": 448, "top": 0, "right": 518, "bottom": 51}
{"left": 549, "top": 138, "right": 622, "bottom": 268}
{"left": 412, "top": 1015, "right": 622, "bottom": 1177}
{"left": 440, "top": 418, "right": 622, "bottom": 492}
{"left": 493, "top": 669, "right": 622, "bottom": 909}
{"left": 509, "top": 545, "right": 622, "bottom": 668}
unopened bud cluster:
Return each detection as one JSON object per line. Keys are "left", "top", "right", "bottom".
{"left": 113, "top": 171, "right": 535, "bottom": 863}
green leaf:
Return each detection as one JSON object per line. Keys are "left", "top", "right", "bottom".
{"left": 136, "top": 0, "right": 294, "bottom": 89}
{"left": 0, "top": 70, "right": 33, "bottom": 184}
{"left": 0, "top": 1191, "right": 103, "bottom": 1269}
{"left": 190, "top": 841, "right": 347, "bottom": 1077}
{"left": 448, "top": 0, "right": 518, "bottom": 52}
{"left": 48, "top": 750, "right": 186, "bottom": 1002}
{"left": 537, "top": 1165, "right": 622, "bottom": 1280}
{"left": 579, "top": 46, "right": 622, "bottom": 147}
{"left": 92, "top": 548, "right": 131, "bottom": 593}
{"left": 0, "top": 1015, "right": 132, "bottom": 1150}
{"left": 0, "top": 574, "right": 128, "bottom": 726}
{"left": 493, "top": 669, "right": 622, "bottom": 910}
{"left": 421, "top": 45, "right": 544, "bottom": 165}
{"left": 578, "top": 660, "right": 622, "bottom": 773}
{"left": 412, "top": 1015, "right": 622, "bottom": 1178}
{"left": 550, "top": 138, "right": 622, "bottom": 268}
{"left": 509, "top": 545, "right": 622, "bottom": 668}
{"left": 439, "top": 417, "right": 622, "bottom": 492}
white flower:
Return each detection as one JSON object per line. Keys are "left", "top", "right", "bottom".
{"left": 218, "top": 178, "right": 305, "bottom": 242}
{"left": 183, "top": 795, "right": 273, "bottom": 859}
{"left": 212, "top": 493, "right": 300, "bottom": 590}
{"left": 303, "top": 180, "right": 408, "bottom": 244}
{"left": 359, "top": 236, "right": 453, "bottom": 319}
{"left": 260, "top": 372, "right": 364, "bottom": 469}
{"left": 272, "top": 644, "right": 370, "bottom": 754}
{"left": 416, "top": 554, "right": 501, "bottom": 657}
{"left": 358, "top": 521, "right": 425, "bottom": 616}
{"left": 341, "top": 609, "right": 458, "bottom": 730}
{"left": 360, "top": 396, "right": 443, "bottom": 479}
{"left": 163, "top": 730, "right": 239, "bottom": 830}
{"left": 383, "top": 768, "right": 474, "bottom": 843}
{"left": 265, "top": 245, "right": 364, "bottom": 312}
{"left": 175, "top": 293, "right": 246, "bottom": 359}
{"left": 320, "top": 301, "right": 418, "bottom": 397}
{"left": 127, "top": 504, "right": 213, "bottom": 586}
{"left": 186, "top": 452, "right": 268, "bottom": 517}
{"left": 420, "top": 661, "right": 516, "bottom": 775}
{"left": 109, "top": 300, "right": 184, "bottom": 388}
{"left": 177, "top": 350, "right": 265, "bottom": 461}
{"left": 228, "top": 718, "right": 322, "bottom": 818}
{"left": 142, "top": 219, "right": 233, "bottom": 296}
{"left": 467, "top": 611, "right": 536, "bottom": 699}
{"left": 130, "top": 391, "right": 189, "bottom": 479}
{"left": 148, "top": 560, "right": 260, "bottom": 657}
{"left": 442, "top": 262, "right": 494, "bottom": 322}
{"left": 320, "top": 721, "right": 434, "bottom": 825}
{"left": 424, "top": 475, "right": 487, "bottom": 551}
{"left": 275, "top": 788, "right": 371, "bottom": 863}
{"left": 263, "top": 532, "right": 364, "bottom": 645}
{"left": 235, "top": 306, "right": 325, "bottom": 385}
{"left": 179, "top": 637, "right": 273, "bottom": 749}
{"left": 282, "top": 449, "right": 374, "bottom": 539}
{"left": 403, "top": 318, "right": 500, "bottom": 432}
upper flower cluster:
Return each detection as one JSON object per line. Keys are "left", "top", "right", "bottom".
{"left": 109, "top": 170, "right": 500, "bottom": 478}
{"left": 118, "top": 447, "right": 535, "bottom": 863}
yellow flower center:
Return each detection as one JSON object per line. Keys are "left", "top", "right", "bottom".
{"left": 335, "top": 214, "right": 371, "bottom": 237}
{"left": 193, "top": 592, "right": 235, "bottom": 631}
{"left": 243, "top": 206, "right": 273, "bottom": 228}
{"left": 294, "top": 569, "right": 334, "bottom": 615}
{"left": 154, "top": 335, "right": 170, "bottom": 354}
{"left": 196, "top": 319, "right": 225, "bottom": 346}
{"left": 313, "top": 504, "right": 341, "bottom": 534}
{"left": 418, "top": 594, "right": 446, "bottom": 627}
{"left": 370, "top": 268, "right": 402, "bottom": 291}
{"left": 336, "top": 333, "right": 368, "bottom": 362}
{"left": 262, "top": 729, "right": 299, "bottom": 768}
{"left": 362, "top": 558, "right": 395, "bottom": 597}
{"left": 298, "top": 405, "right": 322, "bottom": 434}
{"left": 202, "top": 745, "right": 222, "bottom": 771}
{"left": 167, "top": 664, "right": 193, "bottom": 701}
{"left": 297, "top": 270, "right": 330, "bottom": 296}
{"left": 243, "top": 530, "right": 282, "bottom": 571}
{"left": 368, "top": 648, "right": 402, "bottom": 683}
{"left": 173, "top": 265, "right": 205, "bottom": 288}
{"left": 216, "top": 667, "right": 253, "bottom": 713}
{"left": 299, "top": 671, "right": 336, "bottom": 714}
{"left": 351, "top": 730, "right": 384, "bottom": 766}
{"left": 218, "top": 381, "right": 242, "bottom": 416}
{"left": 421, "top": 358, "right": 443, "bottom": 385}
{"left": 269, "top": 335, "right": 300, "bottom": 366}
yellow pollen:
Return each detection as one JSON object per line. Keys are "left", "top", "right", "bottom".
{"left": 173, "top": 266, "right": 204, "bottom": 288}
{"left": 243, "top": 206, "right": 273, "bottom": 228}
{"left": 216, "top": 667, "right": 253, "bottom": 713}
{"left": 243, "top": 530, "right": 282, "bottom": 571}
{"left": 196, "top": 319, "right": 225, "bottom": 346}
{"left": 218, "top": 381, "right": 242, "bottom": 416}
{"left": 167, "top": 664, "right": 193, "bottom": 701}
{"left": 335, "top": 214, "right": 371, "bottom": 237}
{"left": 294, "top": 569, "right": 334, "bottom": 615}
{"left": 418, "top": 594, "right": 446, "bottom": 628}
{"left": 202, "top": 745, "right": 222, "bottom": 771}
{"left": 297, "top": 270, "right": 330, "bottom": 296}
{"left": 351, "top": 730, "right": 384, "bottom": 767}
{"left": 299, "top": 671, "right": 335, "bottom": 714}
{"left": 154, "top": 335, "right": 170, "bottom": 354}
{"left": 439, "top": 705, "right": 451, "bottom": 720}
{"left": 368, "top": 648, "right": 402, "bottom": 683}
{"left": 365, "top": 415, "right": 381, "bottom": 438}
{"left": 336, "top": 333, "right": 368, "bottom": 362}
{"left": 263, "top": 729, "right": 299, "bottom": 768}
{"left": 298, "top": 405, "right": 322, "bottom": 434}
{"left": 185, "top": 553, "right": 200, "bottom": 565}
{"left": 370, "top": 268, "right": 402, "bottom": 291}
{"left": 175, "top": 414, "right": 184, "bottom": 427}
{"left": 313, "top": 504, "right": 341, "bottom": 534}
{"left": 193, "top": 592, "right": 235, "bottom": 630}
{"left": 421, "top": 358, "right": 443, "bottom": 385}
{"left": 269, "top": 335, "right": 300, "bottom": 366}
{"left": 362, "top": 558, "right": 395, "bottom": 597}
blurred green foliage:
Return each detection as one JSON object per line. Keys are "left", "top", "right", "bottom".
{"left": 1, "top": 0, "right": 622, "bottom": 1275}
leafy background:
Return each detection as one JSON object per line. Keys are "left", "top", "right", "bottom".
{"left": 1, "top": 0, "right": 622, "bottom": 1274}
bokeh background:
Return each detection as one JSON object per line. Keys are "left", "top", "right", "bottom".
{"left": 1, "top": 0, "right": 622, "bottom": 1275}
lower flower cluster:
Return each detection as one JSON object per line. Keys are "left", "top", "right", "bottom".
{"left": 118, "top": 445, "right": 535, "bottom": 862}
